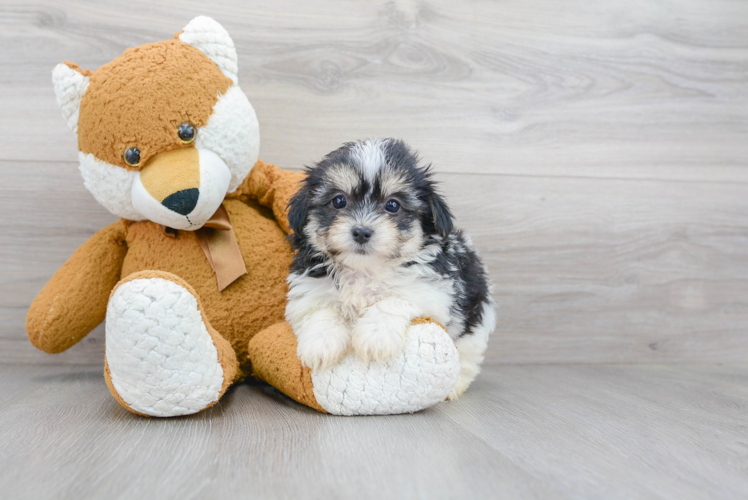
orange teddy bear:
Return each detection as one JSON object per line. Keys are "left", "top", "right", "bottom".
{"left": 28, "top": 16, "right": 460, "bottom": 417}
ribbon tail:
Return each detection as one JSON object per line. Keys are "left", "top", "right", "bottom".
{"left": 196, "top": 205, "right": 247, "bottom": 291}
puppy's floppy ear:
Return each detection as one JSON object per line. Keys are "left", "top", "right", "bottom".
{"left": 427, "top": 190, "right": 454, "bottom": 239}
{"left": 287, "top": 182, "right": 311, "bottom": 243}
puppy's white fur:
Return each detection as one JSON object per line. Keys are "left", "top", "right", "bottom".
{"left": 350, "top": 138, "right": 388, "bottom": 182}
{"left": 287, "top": 247, "right": 453, "bottom": 366}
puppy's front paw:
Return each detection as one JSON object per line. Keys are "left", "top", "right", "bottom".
{"left": 296, "top": 321, "right": 350, "bottom": 371}
{"left": 352, "top": 313, "right": 409, "bottom": 364}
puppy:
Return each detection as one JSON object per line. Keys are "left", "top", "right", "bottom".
{"left": 285, "top": 138, "right": 496, "bottom": 398}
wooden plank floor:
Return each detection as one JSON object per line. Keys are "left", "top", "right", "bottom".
{"left": 0, "top": 363, "right": 747, "bottom": 500}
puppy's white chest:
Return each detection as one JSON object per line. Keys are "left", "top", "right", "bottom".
{"left": 334, "top": 270, "right": 389, "bottom": 323}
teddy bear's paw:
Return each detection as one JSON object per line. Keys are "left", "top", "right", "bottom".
{"left": 105, "top": 275, "right": 230, "bottom": 417}
{"left": 310, "top": 319, "right": 461, "bottom": 416}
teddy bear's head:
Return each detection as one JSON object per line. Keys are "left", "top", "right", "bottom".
{"left": 51, "top": 16, "right": 259, "bottom": 230}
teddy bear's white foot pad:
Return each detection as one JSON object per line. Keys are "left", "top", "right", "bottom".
{"left": 311, "top": 321, "right": 461, "bottom": 416}
{"left": 105, "top": 277, "right": 225, "bottom": 417}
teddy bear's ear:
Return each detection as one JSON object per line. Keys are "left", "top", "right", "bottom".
{"left": 179, "top": 16, "right": 239, "bottom": 84}
{"left": 51, "top": 62, "right": 90, "bottom": 133}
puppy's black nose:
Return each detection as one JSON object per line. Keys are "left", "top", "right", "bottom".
{"left": 162, "top": 188, "right": 199, "bottom": 215}
{"left": 352, "top": 227, "right": 373, "bottom": 244}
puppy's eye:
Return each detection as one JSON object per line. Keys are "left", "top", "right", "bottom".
{"left": 385, "top": 200, "right": 400, "bottom": 213}
{"left": 332, "top": 195, "right": 347, "bottom": 209}
{"left": 123, "top": 147, "right": 141, "bottom": 167}
{"left": 178, "top": 122, "right": 197, "bottom": 144}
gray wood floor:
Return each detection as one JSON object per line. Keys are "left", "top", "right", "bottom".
{"left": 1, "top": 0, "right": 747, "bottom": 499}
{"left": 1, "top": 362, "right": 747, "bottom": 500}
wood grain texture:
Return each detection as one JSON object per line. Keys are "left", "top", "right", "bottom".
{"left": 0, "top": 363, "right": 746, "bottom": 500}
{"left": 2, "top": 0, "right": 748, "bottom": 180}
{"left": 1, "top": 0, "right": 748, "bottom": 365}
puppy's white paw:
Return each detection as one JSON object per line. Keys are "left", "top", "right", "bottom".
{"left": 447, "top": 377, "right": 470, "bottom": 401}
{"left": 352, "top": 312, "right": 409, "bottom": 364}
{"left": 296, "top": 320, "right": 350, "bottom": 371}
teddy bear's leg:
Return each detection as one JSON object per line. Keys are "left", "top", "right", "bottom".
{"left": 104, "top": 271, "right": 239, "bottom": 417}
{"left": 248, "top": 318, "right": 461, "bottom": 415}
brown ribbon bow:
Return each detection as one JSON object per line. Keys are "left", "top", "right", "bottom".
{"left": 161, "top": 204, "right": 247, "bottom": 291}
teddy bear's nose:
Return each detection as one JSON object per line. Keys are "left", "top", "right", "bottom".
{"left": 162, "top": 188, "right": 199, "bottom": 215}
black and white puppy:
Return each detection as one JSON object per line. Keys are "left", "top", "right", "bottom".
{"left": 286, "top": 138, "right": 496, "bottom": 398}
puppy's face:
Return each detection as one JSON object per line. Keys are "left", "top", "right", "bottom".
{"left": 289, "top": 139, "right": 453, "bottom": 270}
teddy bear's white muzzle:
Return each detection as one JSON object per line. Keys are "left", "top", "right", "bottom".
{"left": 131, "top": 148, "right": 231, "bottom": 230}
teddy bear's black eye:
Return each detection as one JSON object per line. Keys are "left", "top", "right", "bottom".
{"left": 178, "top": 122, "right": 197, "bottom": 144}
{"left": 385, "top": 199, "right": 400, "bottom": 213}
{"left": 123, "top": 147, "right": 141, "bottom": 167}
{"left": 332, "top": 195, "right": 347, "bottom": 209}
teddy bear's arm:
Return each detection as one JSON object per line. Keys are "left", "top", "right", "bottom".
{"left": 228, "top": 160, "right": 305, "bottom": 235}
{"left": 26, "top": 220, "right": 128, "bottom": 353}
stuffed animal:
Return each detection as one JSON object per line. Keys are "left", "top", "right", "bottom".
{"left": 27, "top": 16, "right": 460, "bottom": 417}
